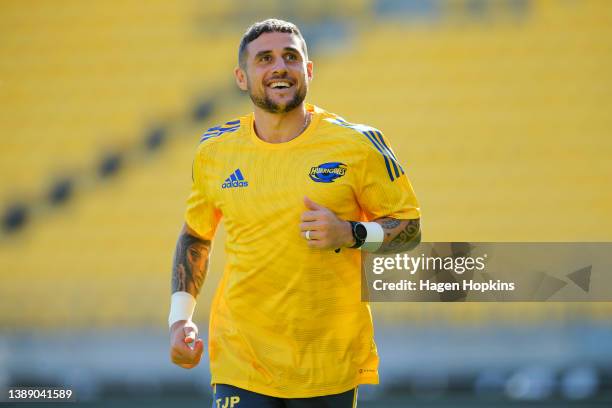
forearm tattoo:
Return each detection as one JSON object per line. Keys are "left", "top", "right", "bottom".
{"left": 377, "top": 218, "right": 421, "bottom": 254}
{"left": 171, "top": 232, "right": 211, "bottom": 297}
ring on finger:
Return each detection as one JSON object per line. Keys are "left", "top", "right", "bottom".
{"left": 305, "top": 230, "right": 311, "bottom": 240}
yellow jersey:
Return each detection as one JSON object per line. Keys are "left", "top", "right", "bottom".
{"left": 185, "top": 104, "right": 420, "bottom": 398}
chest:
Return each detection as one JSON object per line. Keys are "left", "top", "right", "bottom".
{"left": 204, "top": 145, "right": 362, "bottom": 222}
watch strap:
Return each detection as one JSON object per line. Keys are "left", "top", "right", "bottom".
{"left": 349, "top": 221, "right": 366, "bottom": 249}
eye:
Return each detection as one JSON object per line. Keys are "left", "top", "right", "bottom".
{"left": 285, "top": 53, "right": 298, "bottom": 62}
{"left": 259, "top": 55, "right": 272, "bottom": 63}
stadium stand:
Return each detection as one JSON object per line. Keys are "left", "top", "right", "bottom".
{"left": 0, "top": 0, "right": 237, "bottom": 202}
{"left": 1, "top": 0, "right": 611, "bottom": 330}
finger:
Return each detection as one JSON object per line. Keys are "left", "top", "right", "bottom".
{"left": 194, "top": 338, "right": 204, "bottom": 357}
{"left": 172, "top": 353, "right": 190, "bottom": 365}
{"left": 172, "top": 344, "right": 194, "bottom": 361}
{"left": 304, "top": 196, "right": 324, "bottom": 211}
{"left": 184, "top": 331, "right": 196, "bottom": 345}
{"left": 307, "top": 239, "right": 325, "bottom": 249}
{"left": 172, "top": 349, "right": 194, "bottom": 365}
{"left": 180, "top": 326, "right": 197, "bottom": 349}
{"left": 308, "top": 237, "right": 334, "bottom": 249}
{"left": 301, "top": 230, "right": 322, "bottom": 241}
{"left": 183, "top": 325, "right": 197, "bottom": 338}
{"left": 299, "top": 221, "right": 322, "bottom": 231}
{"left": 301, "top": 211, "right": 320, "bottom": 222}
{"left": 184, "top": 339, "right": 204, "bottom": 365}
{"left": 172, "top": 339, "right": 202, "bottom": 364}
{"left": 173, "top": 338, "right": 197, "bottom": 356}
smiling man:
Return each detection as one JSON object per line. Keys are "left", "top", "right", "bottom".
{"left": 168, "top": 19, "right": 421, "bottom": 408}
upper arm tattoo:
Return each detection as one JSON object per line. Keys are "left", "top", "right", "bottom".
{"left": 171, "top": 232, "right": 211, "bottom": 297}
{"left": 380, "top": 218, "right": 401, "bottom": 232}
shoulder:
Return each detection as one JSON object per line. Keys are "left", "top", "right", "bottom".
{"left": 318, "top": 110, "right": 405, "bottom": 180}
{"left": 199, "top": 118, "right": 243, "bottom": 145}
{"left": 322, "top": 114, "right": 382, "bottom": 137}
{"left": 193, "top": 116, "right": 246, "bottom": 160}
{"left": 319, "top": 112, "right": 387, "bottom": 153}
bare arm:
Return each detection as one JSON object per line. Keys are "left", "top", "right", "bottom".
{"left": 171, "top": 223, "right": 211, "bottom": 298}
{"left": 169, "top": 223, "right": 210, "bottom": 369}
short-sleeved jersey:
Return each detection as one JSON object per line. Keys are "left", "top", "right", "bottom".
{"left": 185, "top": 104, "right": 420, "bottom": 398}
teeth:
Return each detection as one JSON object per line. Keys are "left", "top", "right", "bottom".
{"left": 270, "top": 81, "right": 291, "bottom": 88}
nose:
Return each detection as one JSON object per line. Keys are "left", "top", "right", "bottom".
{"left": 271, "top": 56, "right": 288, "bottom": 75}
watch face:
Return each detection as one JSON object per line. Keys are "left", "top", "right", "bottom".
{"left": 355, "top": 223, "right": 367, "bottom": 240}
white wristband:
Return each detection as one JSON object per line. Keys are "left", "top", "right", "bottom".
{"left": 168, "top": 291, "right": 196, "bottom": 328}
{"left": 361, "top": 222, "right": 384, "bottom": 252}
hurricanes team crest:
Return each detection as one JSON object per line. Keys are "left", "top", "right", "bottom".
{"left": 309, "top": 162, "right": 347, "bottom": 183}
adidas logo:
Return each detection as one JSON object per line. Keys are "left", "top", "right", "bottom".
{"left": 221, "top": 168, "right": 249, "bottom": 189}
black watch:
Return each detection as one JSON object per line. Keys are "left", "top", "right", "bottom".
{"left": 349, "top": 221, "right": 367, "bottom": 249}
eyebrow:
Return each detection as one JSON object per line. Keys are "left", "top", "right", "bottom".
{"left": 254, "top": 47, "right": 301, "bottom": 59}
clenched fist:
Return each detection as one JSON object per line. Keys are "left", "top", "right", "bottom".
{"left": 170, "top": 320, "right": 204, "bottom": 369}
{"left": 300, "top": 196, "right": 354, "bottom": 250}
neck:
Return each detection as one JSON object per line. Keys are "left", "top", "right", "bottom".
{"left": 253, "top": 103, "right": 310, "bottom": 144}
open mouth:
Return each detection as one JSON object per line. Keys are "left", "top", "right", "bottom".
{"left": 267, "top": 80, "right": 294, "bottom": 90}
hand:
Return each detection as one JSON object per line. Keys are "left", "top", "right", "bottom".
{"left": 169, "top": 320, "right": 204, "bottom": 369}
{"left": 300, "top": 196, "right": 354, "bottom": 250}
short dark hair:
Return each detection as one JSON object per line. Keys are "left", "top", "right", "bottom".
{"left": 238, "top": 19, "right": 308, "bottom": 69}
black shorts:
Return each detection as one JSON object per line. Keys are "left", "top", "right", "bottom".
{"left": 212, "top": 383, "right": 358, "bottom": 408}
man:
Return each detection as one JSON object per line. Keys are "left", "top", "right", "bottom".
{"left": 169, "top": 19, "right": 420, "bottom": 408}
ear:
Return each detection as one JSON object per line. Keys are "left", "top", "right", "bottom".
{"left": 306, "top": 60, "right": 314, "bottom": 81}
{"left": 234, "top": 66, "right": 248, "bottom": 91}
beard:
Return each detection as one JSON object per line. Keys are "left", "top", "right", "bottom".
{"left": 247, "top": 78, "right": 307, "bottom": 114}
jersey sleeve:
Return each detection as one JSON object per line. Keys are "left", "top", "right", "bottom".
{"left": 184, "top": 147, "right": 222, "bottom": 240}
{"left": 357, "top": 131, "right": 420, "bottom": 221}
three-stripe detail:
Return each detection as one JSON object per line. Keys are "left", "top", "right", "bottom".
{"left": 200, "top": 119, "right": 241, "bottom": 144}
{"left": 331, "top": 119, "right": 405, "bottom": 181}
{"left": 362, "top": 130, "right": 404, "bottom": 181}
